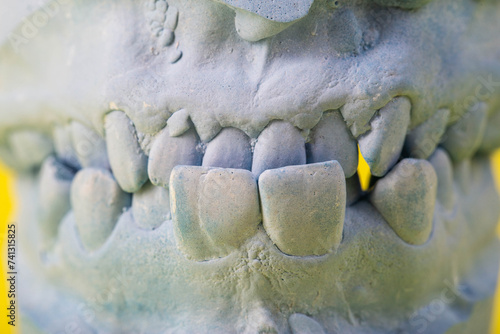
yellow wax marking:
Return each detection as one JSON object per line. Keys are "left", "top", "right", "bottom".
{"left": 0, "top": 162, "right": 17, "bottom": 334}
{"left": 357, "top": 147, "right": 371, "bottom": 191}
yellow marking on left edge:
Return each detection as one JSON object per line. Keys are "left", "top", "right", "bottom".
{"left": 0, "top": 162, "right": 17, "bottom": 334}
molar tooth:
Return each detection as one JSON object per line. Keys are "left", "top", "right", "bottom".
{"left": 358, "top": 97, "right": 411, "bottom": 177}
{"left": 258, "top": 161, "right": 346, "bottom": 256}
{"left": 441, "top": 102, "right": 488, "bottom": 162}
{"left": 71, "top": 168, "right": 131, "bottom": 251}
{"left": 306, "top": 111, "right": 358, "bottom": 177}
{"left": 38, "top": 156, "right": 75, "bottom": 248}
{"left": 8, "top": 130, "right": 53, "bottom": 170}
{"left": 132, "top": 182, "right": 170, "bottom": 230}
{"left": 170, "top": 166, "right": 261, "bottom": 261}
{"left": 105, "top": 111, "right": 149, "bottom": 193}
{"left": 405, "top": 108, "right": 450, "bottom": 159}
{"left": 428, "top": 149, "right": 455, "bottom": 210}
{"left": 202, "top": 128, "right": 252, "bottom": 170}
{"left": 148, "top": 127, "right": 202, "bottom": 188}
{"left": 252, "top": 121, "right": 306, "bottom": 177}
{"left": 70, "top": 121, "right": 109, "bottom": 169}
{"left": 52, "top": 125, "right": 80, "bottom": 168}
{"left": 370, "top": 159, "right": 437, "bottom": 245}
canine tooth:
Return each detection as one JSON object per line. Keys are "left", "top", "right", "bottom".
{"left": 70, "top": 121, "right": 109, "bottom": 169}
{"left": 105, "top": 111, "right": 149, "bottom": 193}
{"left": 289, "top": 314, "right": 326, "bottom": 334}
{"left": 358, "top": 97, "right": 411, "bottom": 177}
{"left": 370, "top": 159, "right": 437, "bottom": 245}
{"left": 8, "top": 130, "right": 53, "bottom": 170}
{"left": 307, "top": 111, "right": 358, "bottom": 177}
{"left": 170, "top": 166, "right": 261, "bottom": 261}
{"left": 405, "top": 109, "right": 450, "bottom": 159}
{"left": 428, "top": 149, "right": 455, "bottom": 210}
{"left": 259, "top": 161, "right": 346, "bottom": 256}
{"left": 52, "top": 125, "right": 80, "bottom": 168}
{"left": 477, "top": 109, "right": 500, "bottom": 154}
{"left": 132, "top": 182, "right": 170, "bottom": 230}
{"left": 234, "top": 8, "right": 293, "bottom": 42}
{"left": 252, "top": 121, "right": 306, "bottom": 177}
{"left": 167, "top": 109, "right": 191, "bottom": 137}
{"left": 38, "top": 156, "right": 74, "bottom": 247}
{"left": 202, "top": 128, "right": 252, "bottom": 170}
{"left": 148, "top": 127, "right": 202, "bottom": 188}
{"left": 441, "top": 102, "right": 488, "bottom": 162}
{"left": 71, "top": 168, "right": 131, "bottom": 251}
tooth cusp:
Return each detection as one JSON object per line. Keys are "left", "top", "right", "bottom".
{"left": 202, "top": 127, "right": 252, "bottom": 170}
{"left": 252, "top": 121, "right": 306, "bottom": 177}
{"left": 71, "top": 121, "right": 109, "bottom": 169}
{"left": 71, "top": 168, "right": 131, "bottom": 251}
{"left": 358, "top": 96, "right": 411, "bottom": 177}
{"left": 307, "top": 111, "right": 358, "bottom": 178}
{"left": 441, "top": 102, "right": 488, "bottom": 162}
{"left": 148, "top": 127, "right": 202, "bottom": 188}
{"left": 370, "top": 159, "right": 437, "bottom": 245}
{"left": 105, "top": 111, "right": 149, "bottom": 193}
{"left": 170, "top": 166, "right": 261, "bottom": 261}
{"left": 405, "top": 108, "right": 449, "bottom": 160}
{"left": 259, "top": 161, "right": 346, "bottom": 256}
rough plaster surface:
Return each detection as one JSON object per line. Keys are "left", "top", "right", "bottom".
{"left": 0, "top": 0, "right": 499, "bottom": 333}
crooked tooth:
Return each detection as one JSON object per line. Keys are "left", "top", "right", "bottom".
{"left": 477, "top": 109, "right": 500, "bottom": 154}
{"left": 428, "top": 149, "right": 455, "bottom": 210}
{"left": 358, "top": 97, "right": 411, "bottom": 177}
{"left": 307, "top": 111, "right": 358, "bottom": 178}
{"left": 441, "top": 102, "right": 488, "bottom": 162}
{"left": 132, "top": 182, "right": 170, "bottom": 230}
{"left": 202, "top": 128, "right": 252, "bottom": 170}
{"left": 234, "top": 9, "right": 294, "bottom": 42}
{"left": 370, "top": 159, "right": 437, "bottom": 245}
{"left": 71, "top": 168, "right": 131, "bottom": 251}
{"left": 259, "top": 161, "right": 346, "bottom": 256}
{"left": 405, "top": 108, "right": 450, "bottom": 159}
{"left": 148, "top": 127, "right": 202, "bottom": 188}
{"left": 38, "top": 156, "right": 75, "bottom": 247}
{"left": 8, "top": 130, "right": 53, "bottom": 170}
{"left": 105, "top": 111, "right": 149, "bottom": 193}
{"left": 289, "top": 314, "right": 326, "bottom": 334}
{"left": 52, "top": 125, "right": 80, "bottom": 168}
{"left": 252, "top": 121, "right": 306, "bottom": 177}
{"left": 70, "top": 121, "right": 109, "bottom": 169}
{"left": 170, "top": 166, "right": 261, "bottom": 261}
